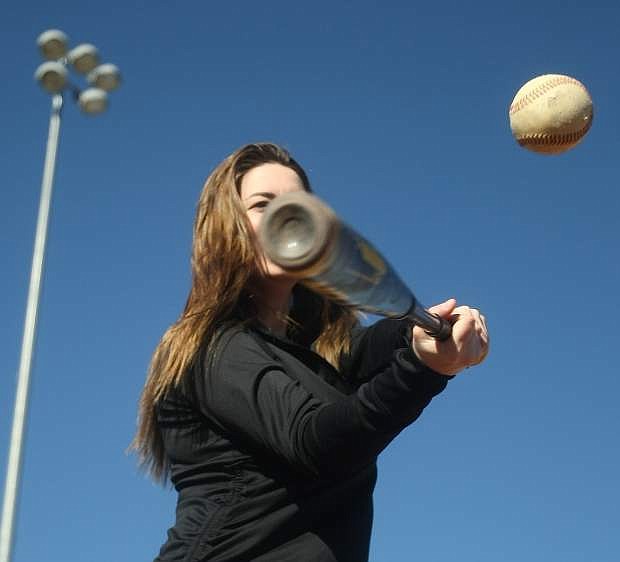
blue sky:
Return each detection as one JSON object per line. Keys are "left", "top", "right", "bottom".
{"left": 2, "top": 2, "right": 619, "bottom": 561}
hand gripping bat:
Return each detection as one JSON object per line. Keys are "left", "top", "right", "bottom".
{"left": 258, "top": 191, "right": 452, "bottom": 340}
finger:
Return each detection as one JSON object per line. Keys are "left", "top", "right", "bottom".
{"left": 450, "top": 307, "right": 476, "bottom": 340}
{"left": 469, "top": 309, "right": 489, "bottom": 342}
{"left": 457, "top": 312, "right": 487, "bottom": 364}
{"left": 452, "top": 305, "right": 472, "bottom": 315}
{"left": 470, "top": 309, "right": 487, "bottom": 339}
{"left": 473, "top": 343, "right": 490, "bottom": 365}
{"left": 427, "top": 298, "right": 457, "bottom": 319}
{"left": 478, "top": 312, "right": 488, "bottom": 333}
{"left": 472, "top": 331, "right": 490, "bottom": 365}
{"left": 479, "top": 314, "right": 489, "bottom": 345}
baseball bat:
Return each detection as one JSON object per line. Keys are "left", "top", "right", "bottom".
{"left": 258, "top": 191, "right": 452, "bottom": 340}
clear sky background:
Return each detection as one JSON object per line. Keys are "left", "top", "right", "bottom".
{"left": 2, "top": 2, "right": 619, "bottom": 561}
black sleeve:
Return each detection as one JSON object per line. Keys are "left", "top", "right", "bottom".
{"left": 340, "top": 318, "right": 414, "bottom": 385}
{"left": 194, "top": 328, "right": 449, "bottom": 480}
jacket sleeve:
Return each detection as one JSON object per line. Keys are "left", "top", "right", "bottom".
{"left": 193, "top": 328, "right": 449, "bottom": 480}
{"left": 340, "top": 318, "right": 414, "bottom": 385}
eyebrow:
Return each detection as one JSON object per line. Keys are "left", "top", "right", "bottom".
{"left": 243, "top": 191, "right": 278, "bottom": 201}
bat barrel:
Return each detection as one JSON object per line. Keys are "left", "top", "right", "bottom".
{"left": 259, "top": 191, "right": 336, "bottom": 276}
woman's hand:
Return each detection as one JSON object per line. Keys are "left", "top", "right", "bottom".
{"left": 411, "top": 298, "right": 489, "bottom": 376}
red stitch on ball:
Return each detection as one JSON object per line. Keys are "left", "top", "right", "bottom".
{"left": 517, "top": 118, "right": 592, "bottom": 147}
{"left": 509, "top": 76, "right": 587, "bottom": 115}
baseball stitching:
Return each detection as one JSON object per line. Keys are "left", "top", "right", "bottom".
{"left": 517, "top": 118, "right": 593, "bottom": 147}
{"left": 509, "top": 75, "right": 588, "bottom": 115}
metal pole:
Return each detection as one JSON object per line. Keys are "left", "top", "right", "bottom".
{"left": 0, "top": 93, "right": 63, "bottom": 562}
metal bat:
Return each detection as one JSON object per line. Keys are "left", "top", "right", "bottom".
{"left": 258, "top": 191, "right": 452, "bottom": 340}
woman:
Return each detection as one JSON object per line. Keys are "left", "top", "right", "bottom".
{"left": 132, "top": 143, "right": 489, "bottom": 562}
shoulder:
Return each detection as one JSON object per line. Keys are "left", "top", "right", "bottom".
{"left": 212, "top": 324, "right": 278, "bottom": 365}
{"left": 194, "top": 324, "right": 281, "bottom": 387}
{"left": 190, "top": 324, "right": 286, "bottom": 410}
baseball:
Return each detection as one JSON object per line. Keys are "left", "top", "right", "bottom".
{"left": 509, "top": 74, "right": 593, "bottom": 155}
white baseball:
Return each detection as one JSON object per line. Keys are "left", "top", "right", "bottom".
{"left": 509, "top": 74, "right": 593, "bottom": 155}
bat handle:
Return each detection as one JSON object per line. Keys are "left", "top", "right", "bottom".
{"left": 407, "top": 301, "right": 453, "bottom": 341}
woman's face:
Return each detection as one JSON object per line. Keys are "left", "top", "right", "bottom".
{"left": 240, "top": 163, "right": 305, "bottom": 280}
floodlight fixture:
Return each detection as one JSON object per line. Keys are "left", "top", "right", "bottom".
{"left": 78, "top": 88, "right": 108, "bottom": 114}
{"left": 34, "top": 62, "right": 68, "bottom": 94}
{"left": 87, "top": 64, "right": 121, "bottom": 91}
{"left": 68, "top": 43, "right": 100, "bottom": 74}
{"left": 36, "top": 29, "right": 69, "bottom": 60}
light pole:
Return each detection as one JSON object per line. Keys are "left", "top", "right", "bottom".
{"left": 0, "top": 29, "right": 121, "bottom": 562}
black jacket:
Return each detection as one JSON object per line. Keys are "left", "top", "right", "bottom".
{"left": 154, "top": 319, "right": 449, "bottom": 561}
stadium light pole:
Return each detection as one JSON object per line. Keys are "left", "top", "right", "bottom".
{"left": 0, "top": 29, "right": 121, "bottom": 562}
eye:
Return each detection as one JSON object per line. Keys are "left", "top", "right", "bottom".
{"left": 251, "top": 200, "right": 269, "bottom": 211}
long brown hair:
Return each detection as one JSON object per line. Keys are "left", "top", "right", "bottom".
{"left": 130, "top": 143, "right": 359, "bottom": 482}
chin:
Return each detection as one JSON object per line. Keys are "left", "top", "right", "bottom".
{"left": 263, "top": 263, "right": 299, "bottom": 283}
